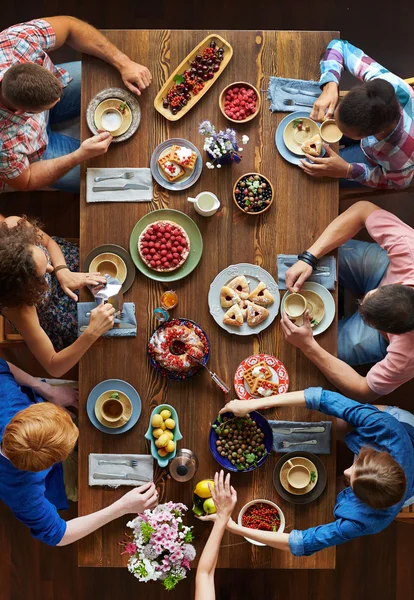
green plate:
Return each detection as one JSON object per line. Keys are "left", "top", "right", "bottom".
{"left": 129, "top": 209, "right": 203, "bottom": 282}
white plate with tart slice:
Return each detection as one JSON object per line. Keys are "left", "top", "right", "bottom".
{"left": 208, "top": 263, "right": 280, "bottom": 336}
{"left": 150, "top": 138, "right": 202, "bottom": 191}
{"left": 280, "top": 281, "right": 335, "bottom": 336}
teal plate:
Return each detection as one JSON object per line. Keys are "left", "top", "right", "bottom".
{"left": 145, "top": 404, "right": 183, "bottom": 468}
{"left": 129, "top": 208, "right": 203, "bottom": 282}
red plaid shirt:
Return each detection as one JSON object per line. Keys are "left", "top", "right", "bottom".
{"left": 0, "top": 19, "right": 71, "bottom": 190}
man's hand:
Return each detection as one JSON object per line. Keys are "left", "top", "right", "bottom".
{"left": 87, "top": 304, "right": 116, "bottom": 337}
{"left": 219, "top": 399, "right": 251, "bottom": 417}
{"left": 310, "top": 82, "right": 339, "bottom": 122}
{"left": 285, "top": 260, "right": 313, "bottom": 293}
{"left": 120, "top": 60, "right": 152, "bottom": 95}
{"left": 299, "top": 144, "right": 350, "bottom": 179}
{"left": 41, "top": 385, "right": 79, "bottom": 410}
{"left": 78, "top": 132, "right": 113, "bottom": 161}
{"left": 56, "top": 271, "right": 107, "bottom": 302}
{"left": 280, "top": 309, "right": 314, "bottom": 351}
{"left": 197, "top": 471, "right": 237, "bottom": 524}
{"left": 117, "top": 482, "right": 158, "bottom": 516}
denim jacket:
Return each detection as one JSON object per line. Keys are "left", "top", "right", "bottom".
{"left": 288, "top": 388, "right": 414, "bottom": 556}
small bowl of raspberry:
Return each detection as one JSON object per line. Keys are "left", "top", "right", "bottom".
{"left": 219, "top": 82, "right": 261, "bottom": 124}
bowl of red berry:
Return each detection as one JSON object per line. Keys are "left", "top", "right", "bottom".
{"left": 233, "top": 173, "right": 274, "bottom": 215}
{"left": 219, "top": 82, "right": 260, "bottom": 123}
{"left": 238, "top": 499, "right": 285, "bottom": 546}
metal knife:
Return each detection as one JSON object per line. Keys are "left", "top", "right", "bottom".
{"left": 79, "top": 322, "right": 135, "bottom": 332}
{"left": 92, "top": 184, "right": 149, "bottom": 192}
{"left": 281, "top": 86, "right": 319, "bottom": 98}
{"left": 93, "top": 472, "right": 152, "bottom": 481}
{"left": 276, "top": 426, "right": 325, "bottom": 435}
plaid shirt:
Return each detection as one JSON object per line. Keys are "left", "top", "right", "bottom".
{"left": 319, "top": 39, "right": 414, "bottom": 189}
{"left": 0, "top": 19, "right": 71, "bottom": 191}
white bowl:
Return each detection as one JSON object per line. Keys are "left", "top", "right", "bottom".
{"left": 238, "top": 499, "right": 285, "bottom": 546}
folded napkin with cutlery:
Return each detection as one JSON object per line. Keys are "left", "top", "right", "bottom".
{"left": 269, "top": 421, "right": 332, "bottom": 454}
{"left": 267, "top": 77, "right": 321, "bottom": 113}
{"left": 89, "top": 454, "right": 154, "bottom": 488}
{"left": 86, "top": 168, "right": 152, "bottom": 202}
{"left": 77, "top": 302, "right": 137, "bottom": 337}
{"left": 277, "top": 254, "right": 336, "bottom": 290}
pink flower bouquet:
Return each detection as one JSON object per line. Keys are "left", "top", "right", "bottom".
{"left": 121, "top": 502, "right": 196, "bottom": 591}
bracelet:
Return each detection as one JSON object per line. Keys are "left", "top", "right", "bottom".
{"left": 53, "top": 265, "right": 69, "bottom": 275}
{"left": 346, "top": 163, "right": 353, "bottom": 179}
{"left": 298, "top": 250, "right": 318, "bottom": 268}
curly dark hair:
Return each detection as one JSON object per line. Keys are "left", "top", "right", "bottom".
{"left": 0, "top": 217, "right": 48, "bottom": 309}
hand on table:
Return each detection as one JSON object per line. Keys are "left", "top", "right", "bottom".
{"left": 197, "top": 471, "right": 237, "bottom": 524}
{"left": 310, "top": 82, "right": 339, "bottom": 122}
{"left": 299, "top": 144, "right": 350, "bottom": 179}
{"left": 118, "top": 482, "right": 158, "bottom": 516}
{"left": 79, "top": 132, "right": 113, "bottom": 161}
{"left": 87, "top": 303, "right": 116, "bottom": 338}
{"left": 280, "top": 309, "right": 314, "bottom": 351}
{"left": 120, "top": 59, "right": 152, "bottom": 95}
{"left": 56, "top": 270, "right": 106, "bottom": 302}
{"left": 285, "top": 260, "right": 313, "bottom": 293}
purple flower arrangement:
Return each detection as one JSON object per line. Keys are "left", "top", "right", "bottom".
{"left": 199, "top": 120, "right": 249, "bottom": 169}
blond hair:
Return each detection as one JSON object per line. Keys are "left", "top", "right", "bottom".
{"left": 353, "top": 447, "right": 406, "bottom": 510}
{"left": 2, "top": 403, "right": 79, "bottom": 472}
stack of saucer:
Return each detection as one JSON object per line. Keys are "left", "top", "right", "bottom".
{"left": 273, "top": 451, "right": 327, "bottom": 504}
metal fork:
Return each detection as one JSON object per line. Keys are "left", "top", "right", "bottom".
{"left": 282, "top": 439, "right": 317, "bottom": 448}
{"left": 94, "top": 171, "right": 135, "bottom": 183}
{"left": 98, "top": 459, "right": 138, "bottom": 467}
{"left": 283, "top": 99, "right": 314, "bottom": 108}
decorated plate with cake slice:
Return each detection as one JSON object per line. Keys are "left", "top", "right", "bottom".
{"left": 148, "top": 318, "right": 210, "bottom": 380}
{"left": 208, "top": 263, "right": 280, "bottom": 336}
{"left": 129, "top": 209, "right": 203, "bottom": 282}
{"left": 234, "top": 354, "right": 289, "bottom": 400}
{"left": 150, "top": 138, "right": 202, "bottom": 191}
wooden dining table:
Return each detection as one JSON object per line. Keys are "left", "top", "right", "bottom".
{"left": 78, "top": 29, "right": 339, "bottom": 569}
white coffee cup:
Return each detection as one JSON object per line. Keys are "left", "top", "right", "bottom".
{"left": 188, "top": 191, "right": 220, "bottom": 217}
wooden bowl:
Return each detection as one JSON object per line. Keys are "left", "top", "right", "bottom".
{"left": 219, "top": 81, "right": 261, "bottom": 124}
{"left": 233, "top": 173, "right": 274, "bottom": 216}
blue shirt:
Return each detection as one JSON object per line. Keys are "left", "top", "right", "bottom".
{"left": 0, "top": 360, "right": 67, "bottom": 546}
{"left": 288, "top": 388, "right": 414, "bottom": 556}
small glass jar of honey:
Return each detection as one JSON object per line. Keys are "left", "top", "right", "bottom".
{"left": 161, "top": 290, "right": 178, "bottom": 310}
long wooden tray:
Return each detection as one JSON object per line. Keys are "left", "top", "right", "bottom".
{"left": 154, "top": 33, "right": 233, "bottom": 121}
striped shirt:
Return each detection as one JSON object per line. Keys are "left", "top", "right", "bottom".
{"left": 319, "top": 39, "right": 414, "bottom": 189}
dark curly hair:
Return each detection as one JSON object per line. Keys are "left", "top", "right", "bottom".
{"left": 0, "top": 218, "right": 48, "bottom": 309}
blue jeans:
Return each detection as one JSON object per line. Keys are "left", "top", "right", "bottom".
{"left": 42, "top": 62, "right": 81, "bottom": 193}
{"left": 338, "top": 239, "right": 389, "bottom": 365}
{"left": 383, "top": 406, "right": 414, "bottom": 507}
{"left": 339, "top": 139, "right": 371, "bottom": 188}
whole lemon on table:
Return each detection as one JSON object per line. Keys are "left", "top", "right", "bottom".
{"left": 194, "top": 479, "right": 214, "bottom": 499}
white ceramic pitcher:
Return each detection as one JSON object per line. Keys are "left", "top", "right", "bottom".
{"left": 187, "top": 191, "right": 220, "bottom": 216}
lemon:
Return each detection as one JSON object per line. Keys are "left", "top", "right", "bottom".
{"left": 194, "top": 479, "right": 214, "bottom": 499}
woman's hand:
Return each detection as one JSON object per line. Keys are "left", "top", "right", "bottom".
{"left": 299, "top": 144, "right": 350, "bottom": 179}
{"left": 56, "top": 270, "right": 106, "bottom": 302}
{"left": 87, "top": 303, "right": 115, "bottom": 338}
{"left": 219, "top": 399, "right": 251, "bottom": 417}
{"left": 285, "top": 260, "right": 313, "bottom": 293}
{"left": 310, "top": 82, "right": 339, "bottom": 122}
{"left": 197, "top": 471, "right": 237, "bottom": 524}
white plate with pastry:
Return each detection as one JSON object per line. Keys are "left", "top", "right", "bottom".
{"left": 280, "top": 281, "right": 335, "bottom": 336}
{"left": 208, "top": 263, "right": 280, "bottom": 335}
{"left": 150, "top": 138, "right": 202, "bottom": 191}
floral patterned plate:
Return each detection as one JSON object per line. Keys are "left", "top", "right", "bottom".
{"left": 208, "top": 263, "right": 280, "bottom": 336}
{"left": 234, "top": 353, "right": 289, "bottom": 400}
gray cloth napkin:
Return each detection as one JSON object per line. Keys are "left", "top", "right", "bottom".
{"left": 270, "top": 420, "right": 332, "bottom": 454}
{"left": 89, "top": 454, "right": 154, "bottom": 488}
{"left": 77, "top": 302, "right": 137, "bottom": 337}
{"left": 267, "top": 77, "right": 321, "bottom": 112}
{"left": 86, "top": 168, "right": 152, "bottom": 202}
{"left": 277, "top": 254, "right": 336, "bottom": 290}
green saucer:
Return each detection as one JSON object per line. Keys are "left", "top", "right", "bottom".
{"left": 129, "top": 208, "right": 203, "bottom": 282}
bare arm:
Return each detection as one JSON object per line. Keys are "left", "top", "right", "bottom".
{"left": 220, "top": 391, "right": 307, "bottom": 415}
{"left": 57, "top": 483, "right": 158, "bottom": 546}
{"left": 44, "top": 16, "right": 151, "bottom": 95}
{"left": 226, "top": 519, "right": 290, "bottom": 552}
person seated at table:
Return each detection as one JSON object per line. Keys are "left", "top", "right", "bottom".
{"left": 282, "top": 201, "right": 414, "bottom": 401}
{"left": 0, "top": 360, "right": 158, "bottom": 546}
{"left": 0, "top": 16, "right": 152, "bottom": 193}
{"left": 200, "top": 388, "right": 414, "bottom": 555}
{"left": 299, "top": 39, "right": 414, "bottom": 189}
{"left": 195, "top": 471, "right": 237, "bottom": 600}
{"left": 0, "top": 214, "right": 114, "bottom": 376}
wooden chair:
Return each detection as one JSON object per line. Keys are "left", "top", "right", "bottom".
{"left": 396, "top": 504, "right": 414, "bottom": 524}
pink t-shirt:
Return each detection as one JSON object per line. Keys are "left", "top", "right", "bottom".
{"left": 365, "top": 209, "right": 414, "bottom": 395}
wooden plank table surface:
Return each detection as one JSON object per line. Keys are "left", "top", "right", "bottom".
{"left": 79, "top": 29, "right": 339, "bottom": 569}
